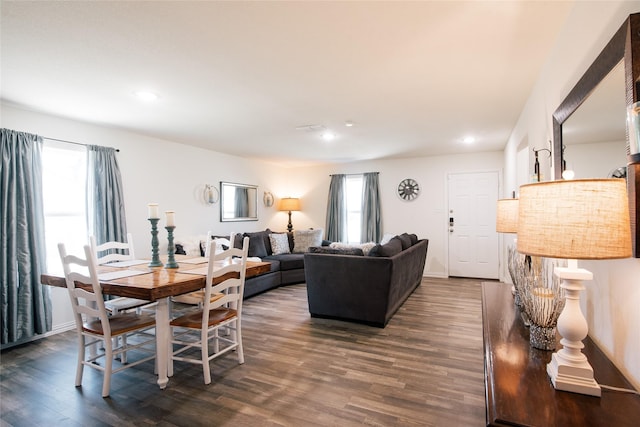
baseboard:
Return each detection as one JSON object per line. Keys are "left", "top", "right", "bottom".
{"left": 0, "top": 321, "right": 75, "bottom": 351}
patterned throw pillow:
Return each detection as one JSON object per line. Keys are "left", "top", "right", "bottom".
{"left": 269, "top": 233, "right": 291, "bottom": 255}
{"left": 292, "top": 229, "right": 324, "bottom": 253}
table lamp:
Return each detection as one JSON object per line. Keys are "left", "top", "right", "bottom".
{"left": 279, "top": 197, "right": 301, "bottom": 232}
{"left": 517, "top": 179, "right": 631, "bottom": 396}
{"left": 496, "top": 199, "right": 522, "bottom": 304}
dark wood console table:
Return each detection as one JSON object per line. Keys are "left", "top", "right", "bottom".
{"left": 482, "top": 282, "right": 640, "bottom": 426}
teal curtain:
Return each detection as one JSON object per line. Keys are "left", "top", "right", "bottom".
{"left": 86, "top": 145, "right": 127, "bottom": 246}
{"left": 1, "top": 128, "right": 52, "bottom": 346}
{"left": 361, "top": 172, "right": 382, "bottom": 242}
{"left": 325, "top": 174, "right": 346, "bottom": 242}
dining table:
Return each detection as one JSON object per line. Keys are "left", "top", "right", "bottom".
{"left": 40, "top": 255, "right": 271, "bottom": 389}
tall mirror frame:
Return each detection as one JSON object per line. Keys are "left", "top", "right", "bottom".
{"left": 552, "top": 13, "right": 640, "bottom": 257}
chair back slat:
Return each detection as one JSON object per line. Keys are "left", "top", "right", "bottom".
{"left": 89, "top": 233, "right": 135, "bottom": 265}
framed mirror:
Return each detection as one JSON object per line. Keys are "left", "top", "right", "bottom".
{"left": 220, "top": 182, "right": 258, "bottom": 222}
{"left": 552, "top": 13, "right": 640, "bottom": 257}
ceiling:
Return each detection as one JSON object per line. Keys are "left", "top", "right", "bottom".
{"left": 1, "top": 1, "right": 574, "bottom": 167}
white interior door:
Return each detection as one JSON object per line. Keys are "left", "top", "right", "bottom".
{"left": 448, "top": 171, "right": 499, "bottom": 279}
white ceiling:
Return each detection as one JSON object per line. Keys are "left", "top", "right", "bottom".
{"left": 1, "top": 1, "right": 574, "bottom": 167}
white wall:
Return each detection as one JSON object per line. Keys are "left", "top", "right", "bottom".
{"left": 285, "top": 151, "right": 504, "bottom": 278}
{"left": 504, "top": 1, "right": 640, "bottom": 388}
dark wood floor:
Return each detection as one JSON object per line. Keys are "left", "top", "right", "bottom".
{"left": 0, "top": 277, "right": 486, "bottom": 426}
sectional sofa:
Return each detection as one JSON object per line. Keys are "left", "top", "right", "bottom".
{"left": 177, "top": 230, "right": 429, "bottom": 326}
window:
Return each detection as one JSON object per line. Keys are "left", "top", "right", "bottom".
{"left": 42, "top": 142, "right": 87, "bottom": 274}
{"left": 345, "top": 175, "right": 363, "bottom": 244}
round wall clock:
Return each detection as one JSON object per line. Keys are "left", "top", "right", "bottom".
{"left": 397, "top": 178, "right": 420, "bottom": 201}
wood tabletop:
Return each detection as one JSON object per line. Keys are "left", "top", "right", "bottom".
{"left": 41, "top": 256, "right": 271, "bottom": 301}
{"left": 482, "top": 282, "right": 640, "bottom": 427}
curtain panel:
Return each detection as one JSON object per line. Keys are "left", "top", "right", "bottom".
{"left": 86, "top": 145, "right": 128, "bottom": 246}
{"left": 325, "top": 174, "right": 346, "bottom": 242}
{"left": 1, "top": 128, "right": 52, "bottom": 345}
{"left": 361, "top": 172, "right": 382, "bottom": 243}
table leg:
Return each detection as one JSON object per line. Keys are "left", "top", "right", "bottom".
{"left": 156, "top": 297, "right": 169, "bottom": 389}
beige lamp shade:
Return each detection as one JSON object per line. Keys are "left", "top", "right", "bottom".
{"left": 496, "top": 199, "right": 519, "bottom": 233}
{"left": 517, "top": 179, "right": 631, "bottom": 259}
{"left": 279, "top": 197, "right": 301, "bottom": 211}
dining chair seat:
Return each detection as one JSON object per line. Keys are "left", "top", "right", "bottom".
{"left": 171, "top": 308, "right": 237, "bottom": 329}
{"left": 83, "top": 312, "right": 156, "bottom": 335}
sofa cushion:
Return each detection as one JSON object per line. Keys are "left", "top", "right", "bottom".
{"left": 269, "top": 233, "right": 291, "bottom": 255}
{"left": 398, "top": 233, "right": 412, "bottom": 250}
{"left": 409, "top": 233, "right": 418, "bottom": 245}
{"left": 240, "top": 229, "right": 272, "bottom": 257}
{"left": 369, "top": 237, "right": 403, "bottom": 257}
{"left": 244, "top": 233, "right": 268, "bottom": 258}
{"left": 293, "top": 229, "right": 324, "bottom": 253}
{"left": 309, "top": 246, "right": 364, "bottom": 256}
{"left": 265, "top": 253, "right": 305, "bottom": 270}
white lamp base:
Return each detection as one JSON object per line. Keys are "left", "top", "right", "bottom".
{"left": 547, "top": 352, "right": 601, "bottom": 396}
{"left": 546, "top": 265, "right": 601, "bottom": 397}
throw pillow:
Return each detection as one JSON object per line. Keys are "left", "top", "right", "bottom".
{"left": 269, "top": 233, "right": 291, "bottom": 255}
{"left": 309, "top": 246, "right": 364, "bottom": 256}
{"left": 293, "top": 229, "right": 324, "bottom": 253}
{"left": 329, "top": 241, "right": 377, "bottom": 256}
{"left": 409, "top": 233, "right": 418, "bottom": 245}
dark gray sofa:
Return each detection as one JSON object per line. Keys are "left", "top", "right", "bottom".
{"left": 304, "top": 238, "right": 429, "bottom": 327}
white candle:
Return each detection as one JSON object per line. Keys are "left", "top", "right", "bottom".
{"left": 148, "top": 203, "right": 159, "bottom": 219}
{"left": 166, "top": 211, "right": 175, "bottom": 227}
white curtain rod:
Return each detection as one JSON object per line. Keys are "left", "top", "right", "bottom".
{"left": 43, "top": 136, "right": 120, "bottom": 152}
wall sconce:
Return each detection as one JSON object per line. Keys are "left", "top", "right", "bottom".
{"left": 278, "top": 197, "right": 301, "bottom": 232}
{"left": 533, "top": 145, "right": 551, "bottom": 182}
{"left": 204, "top": 184, "right": 219, "bottom": 205}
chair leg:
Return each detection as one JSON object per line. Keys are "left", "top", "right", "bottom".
{"left": 235, "top": 320, "right": 244, "bottom": 365}
{"left": 76, "top": 334, "right": 85, "bottom": 387}
{"left": 102, "top": 337, "right": 113, "bottom": 398}
{"left": 202, "top": 330, "right": 211, "bottom": 385}
{"left": 120, "top": 335, "right": 128, "bottom": 364}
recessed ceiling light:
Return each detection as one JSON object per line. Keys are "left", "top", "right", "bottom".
{"left": 345, "top": 120, "right": 354, "bottom": 127}
{"left": 133, "top": 90, "right": 159, "bottom": 101}
{"left": 322, "top": 132, "right": 336, "bottom": 141}
{"left": 463, "top": 136, "right": 476, "bottom": 144}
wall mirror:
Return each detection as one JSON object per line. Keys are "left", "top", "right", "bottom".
{"left": 552, "top": 13, "right": 640, "bottom": 257}
{"left": 220, "top": 182, "right": 258, "bottom": 222}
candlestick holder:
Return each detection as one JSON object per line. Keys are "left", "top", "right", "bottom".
{"left": 165, "top": 226, "right": 179, "bottom": 269}
{"left": 148, "top": 218, "right": 163, "bottom": 267}
{"left": 149, "top": 218, "right": 162, "bottom": 267}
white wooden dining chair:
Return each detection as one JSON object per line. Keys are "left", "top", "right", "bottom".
{"left": 90, "top": 233, "right": 154, "bottom": 362}
{"left": 89, "top": 233, "right": 151, "bottom": 314}
{"left": 58, "top": 243, "right": 156, "bottom": 397}
{"left": 169, "top": 236, "right": 249, "bottom": 384}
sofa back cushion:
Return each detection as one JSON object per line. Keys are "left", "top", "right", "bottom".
{"left": 236, "top": 229, "right": 271, "bottom": 258}
{"left": 368, "top": 236, "right": 403, "bottom": 257}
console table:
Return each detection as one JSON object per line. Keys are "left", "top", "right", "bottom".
{"left": 482, "top": 282, "right": 640, "bottom": 427}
